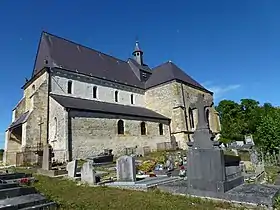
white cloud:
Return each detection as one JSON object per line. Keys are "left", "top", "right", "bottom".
{"left": 202, "top": 81, "right": 241, "bottom": 99}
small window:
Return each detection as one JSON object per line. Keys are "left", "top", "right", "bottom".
{"left": 115, "top": 91, "right": 118, "bottom": 102}
{"left": 117, "top": 120, "right": 124, "bottom": 134}
{"left": 189, "top": 108, "right": 194, "bottom": 129}
{"left": 205, "top": 108, "right": 210, "bottom": 126}
{"left": 67, "top": 81, "right": 72, "bottom": 94}
{"left": 32, "top": 85, "right": 35, "bottom": 92}
{"left": 159, "top": 123, "right": 163, "bottom": 135}
{"left": 140, "top": 122, "right": 146, "bottom": 135}
{"left": 130, "top": 94, "right": 134, "bottom": 104}
{"left": 93, "top": 86, "right": 97, "bottom": 98}
{"left": 54, "top": 117, "right": 58, "bottom": 137}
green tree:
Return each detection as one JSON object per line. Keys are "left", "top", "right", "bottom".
{"left": 255, "top": 109, "right": 280, "bottom": 153}
{"left": 240, "top": 99, "right": 260, "bottom": 135}
{"left": 216, "top": 100, "right": 244, "bottom": 142}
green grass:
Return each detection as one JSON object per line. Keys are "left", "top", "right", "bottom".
{"left": 29, "top": 175, "right": 256, "bottom": 210}
{"left": 265, "top": 166, "right": 280, "bottom": 184}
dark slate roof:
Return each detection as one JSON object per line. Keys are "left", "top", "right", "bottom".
{"left": 32, "top": 31, "right": 209, "bottom": 93}
{"left": 8, "top": 111, "right": 30, "bottom": 130}
{"left": 145, "top": 61, "right": 211, "bottom": 93}
{"left": 127, "top": 58, "right": 152, "bottom": 73}
{"left": 33, "top": 32, "right": 145, "bottom": 89}
{"left": 51, "top": 94, "right": 170, "bottom": 120}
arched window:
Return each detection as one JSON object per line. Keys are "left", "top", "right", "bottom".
{"left": 130, "top": 94, "right": 134, "bottom": 104}
{"left": 159, "top": 123, "right": 163, "bottom": 135}
{"left": 67, "top": 80, "right": 72, "bottom": 94}
{"left": 93, "top": 86, "right": 97, "bottom": 98}
{"left": 117, "top": 120, "right": 124, "bottom": 134}
{"left": 206, "top": 108, "right": 210, "bottom": 127}
{"left": 115, "top": 91, "right": 118, "bottom": 102}
{"left": 140, "top": 122, "right": 146, "bottom": 135}
{"left": 189, "top": 108, "right": 194, "bottom": 129}
{"left": 54, "top": 117, "right": 58, "bottom": 137}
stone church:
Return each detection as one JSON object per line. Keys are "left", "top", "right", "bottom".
{"left": 4, "top": 31, "right": 221, "bottom": 165}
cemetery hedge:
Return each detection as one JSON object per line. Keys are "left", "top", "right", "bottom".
{"left": 32, "top": 175, "right": 249, "bottom": 210}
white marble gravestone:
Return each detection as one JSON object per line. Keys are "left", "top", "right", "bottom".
{"left": 66, "top": 160, "right": 78, "bottom": 178}
{"left": 117, "top": 156, "right": 136, "bottom": 182}
{"left": 81, "top": 162, "right": 96, "bottom": 184}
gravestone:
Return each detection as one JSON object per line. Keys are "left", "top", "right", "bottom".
{"left": 117, "top": 156, "right": 136, "bottom": 182}
{"left": 66, "top": 160, "right": 78, "bottom": 178}
{"left": 81, "top": 162, "right": 96, "bottom": 184}
{"left": 250, "top": 149, "right": 259, "bottom": 166}
{"left": 231, "top": 149, "right": 239, "bottom": 156}
{"left": 187, "top": 94, "right": 243, "bottom": 193}
{"left": 42, "top": 145, "right": 51, "bottom": 170}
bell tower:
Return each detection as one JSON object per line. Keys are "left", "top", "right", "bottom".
{"left": 132, "top": 41, "right": 143, "bottom": 65}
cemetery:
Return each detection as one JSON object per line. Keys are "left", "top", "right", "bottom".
{"left": 0, "top": 96, "right": 280, "bottom": 209}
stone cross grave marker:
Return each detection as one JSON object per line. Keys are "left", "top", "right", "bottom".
{"left": 117, "top": 156, "right": 136, "bottom": 182}
{"left": 187, "top": 94, "right": 217, "bottom": 149}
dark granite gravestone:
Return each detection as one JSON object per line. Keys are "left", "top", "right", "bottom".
{"left": 187, "top": 94, "right": 244, "bottom": 193}
{"left": 0, "top": 172, "right": 56, "bottom": 209}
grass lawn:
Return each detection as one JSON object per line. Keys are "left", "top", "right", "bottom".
{"left": 30, "top": 175, "right": 256, "bottom": 210}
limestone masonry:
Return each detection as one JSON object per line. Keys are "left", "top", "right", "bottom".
{"left": 4, "top": 32, "right": 221, "bottom": 165}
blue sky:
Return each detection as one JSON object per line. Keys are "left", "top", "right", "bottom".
{"left": 0, "top": 0, "right": 279, "bottom": 148}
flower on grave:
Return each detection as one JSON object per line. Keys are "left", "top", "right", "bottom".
{"left": 20, "top": 178, "right": 29, "bottom": 184}
{"left": 137, "top": 160, "right": 156, "bottom": 173}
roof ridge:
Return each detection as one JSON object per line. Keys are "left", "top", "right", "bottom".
{"left": 42, "top": 31, "right": 128, "bottom": 64}
{"left": 152, "top": 61, "right": 171, "bottom": 70}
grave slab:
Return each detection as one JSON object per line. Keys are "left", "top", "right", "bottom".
{"left": 105, "top": 176, "right": 182, "bottom": 191}
{"left": 0, "top": 187, "right": 37, "bottom": 199}
{"left": 158, "top": 180, "right": 280, "bottom": 208}
{"left": 0, "top": 193, "right": 47, "bottom": 209}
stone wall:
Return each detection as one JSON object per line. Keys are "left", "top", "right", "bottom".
{"left": 24, "top": 78, "right": 49, "bottom": 147}
{"left": 24, "top": 72, "right": 48, "bottom": 112}
{"left": 145, "top": 81, "right": 221, "bottom": 149}
{"left": 4, "top": 72, "right": 49, "bottom": 165}
{"left": 13, "top": 98, "right": 26, "bottom": 121}
{"left": 70, "top": 116, "right": 170, "bottom": 159}
{"left": 50, "top": 69, "right": 145, "bottom": 107}
{"left": 3, "top": 130, "right": 22, "bottom": 165}
{"left": 48, "top": 97, "right": 68, "bottom": 161}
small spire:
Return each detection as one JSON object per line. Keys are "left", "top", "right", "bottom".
{"left": 134, "top": 41, "right": 141, "bottom": 52}
{"left": 133, "top": 40, "right": 143, "bottom": 54}
{"left": 132, "top": 38, "right": 144, "bottom": 65}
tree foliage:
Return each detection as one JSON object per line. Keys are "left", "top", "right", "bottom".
{"left": 216, "top": 99, "right": 280, "bottom": 153}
